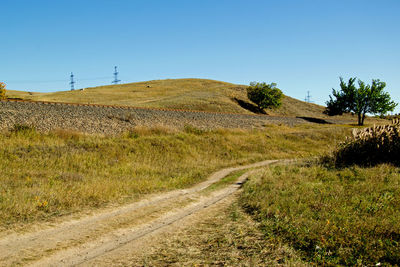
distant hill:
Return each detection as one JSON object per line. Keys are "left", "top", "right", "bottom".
{"left": 7, "top": 78, "right": 329, "bottom": 118}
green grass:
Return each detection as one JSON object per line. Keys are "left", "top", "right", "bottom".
{"left": 0, "top": 124, "right": 348, "bottom": 230}
{"left": 203, "top": 169, "right": 247, "bottom": 193}
{"left": 241, "top": 163, "right": 400, "bottom": 266}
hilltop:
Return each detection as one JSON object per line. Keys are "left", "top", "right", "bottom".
{"left": 7, "top": 78, "right": 329, "bottom": 118}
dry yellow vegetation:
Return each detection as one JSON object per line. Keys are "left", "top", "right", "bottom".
{"left": 7, "top": 78, "right": 329, "bottom": 117}
{"left": 0, "top": 124, "right": 348, "bottom": 230}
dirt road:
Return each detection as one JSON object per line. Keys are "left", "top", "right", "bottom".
{"left": 0, "top": 159, "right": 291, "bottom": 266}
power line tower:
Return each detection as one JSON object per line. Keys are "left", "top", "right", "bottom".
{"left": 112, "top": 66, "right": 121, "bottom": 85}
{"left": 70, "top": 72, "right": 75, "bottom": 91}
{"left": 304, "top": 91, "right": 312, "bottom": 103}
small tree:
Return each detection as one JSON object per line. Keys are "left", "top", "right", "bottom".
{"left": 326, "top": 77, "right": 397, "bottom": 125}
{"left": 0, "top": 82, "right": 6, "bottom": 100}
{"left": 247, "top": 82, "right": 283, "bottom": 110}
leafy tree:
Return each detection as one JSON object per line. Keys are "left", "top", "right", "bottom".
{"left": 0, "top": 82, "right": 6, "bottom": 100}
{"left": 247, "top": 82, "right": 283, "bottom": 110}
{"left": 326, "top": 77, "right": 397, "bottom": 125}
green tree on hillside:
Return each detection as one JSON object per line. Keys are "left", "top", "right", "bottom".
{"left": 0, "top": 82, "right": 6, "bottom": 100}
{"left": 326, "top": 77, "right": 397, "bottom": 125}
{"left": 247, "top": 82, "right": 283, "bottom": 111}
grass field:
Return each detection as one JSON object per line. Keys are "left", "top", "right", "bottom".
{"left": 0, "top": 124, "right": 348, "bottom": 230}
{"left": 7, "top": 78, "right": 331, "bottom": 117}
{"left": 241, "top": 163, "right": 400, "bottom": 266}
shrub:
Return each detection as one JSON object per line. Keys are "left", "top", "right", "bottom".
{"left": 247, "top": 82, "right": 283, "bottom": 110}
{"left": 0, "top": 82, "right": 6, "bottom": 100}
{"left": 329, "top": 119, "right": 400, "bottom": 167}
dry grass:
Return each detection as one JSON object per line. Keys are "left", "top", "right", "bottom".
{"left": 7, "top": 79, "right": 250, "bottom": 113}
{"left": 119, "top": 199, "right": 306, "bottom": 266}
{"left": 327, "top": 119, "right": 400, "bottom": 167}
{"left": 7, "top": 78, "right": 339, "bottom": 119}
{"left": 0, "top": 82, "right": 6, "bottom": 100}
{"left": 0, "top": 124, "right": 348, "bottom": 230}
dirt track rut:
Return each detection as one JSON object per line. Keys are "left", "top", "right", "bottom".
{"left": 0, "top": 159, "right": 290, "bottom": 266}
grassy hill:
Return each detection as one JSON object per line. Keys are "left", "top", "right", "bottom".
{"left": 7, "top": 78, "right": 329, "bottom": 118}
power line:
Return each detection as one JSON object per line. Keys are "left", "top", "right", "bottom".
{"left": 79, "top": 76, "right": 112, "bottom": 81}
{"left": 5, "top": 79, "right": 69, "bottom": 84}
{"left": 5, "top": 76, "right": 113, "bottom": 84}
{"left": 4, "top": 68, "right": 125, "bottom": 91}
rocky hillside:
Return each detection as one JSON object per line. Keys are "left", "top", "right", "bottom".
{"left": 7, "top": 78, "right": 330, "bottom": 118}
{"left": 0, "top": 100, "right": 313, "bottom": 135}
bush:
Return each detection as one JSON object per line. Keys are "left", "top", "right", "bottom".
{"left": 0, "top": 82, "right": 6, "bottom": 100}
{"left": 329, "top": 119, "right": 400, "bottom": 167}
{"left": 247, "top": 82, "right": 283, "bottom": 110}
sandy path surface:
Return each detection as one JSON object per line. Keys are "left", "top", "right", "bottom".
{"left": 0, "top": 159, "right": 290, "bottom": 266}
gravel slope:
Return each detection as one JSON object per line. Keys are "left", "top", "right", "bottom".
{"left": 0, "top": 100, "right": 309, "bottom": 134}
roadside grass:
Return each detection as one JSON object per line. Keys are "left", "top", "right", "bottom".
{"left": 0, "top": 124, "right": 348, "bottom": 230}
{"left": 241, "top": 163, "right": 400, "bottom": 266}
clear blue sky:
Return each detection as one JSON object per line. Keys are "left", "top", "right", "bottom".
{"left": 1, "top": 0, "right": 399, "bottom": 112}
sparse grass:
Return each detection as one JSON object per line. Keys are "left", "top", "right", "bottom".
{"left": 241, "top": 163, "right": 400, "bottom": 266}
{"left": 0, "top": 124, "right": 348, "bottom": 230}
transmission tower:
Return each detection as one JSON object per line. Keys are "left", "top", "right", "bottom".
{"left": 70, "top": 72, "right": 75, "bottom": 91}
{"left": 305, "top": 91, "right": 312, "bottom": 103}
{"left": 112, "top": 66, "right": 121, "bottom": 84}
